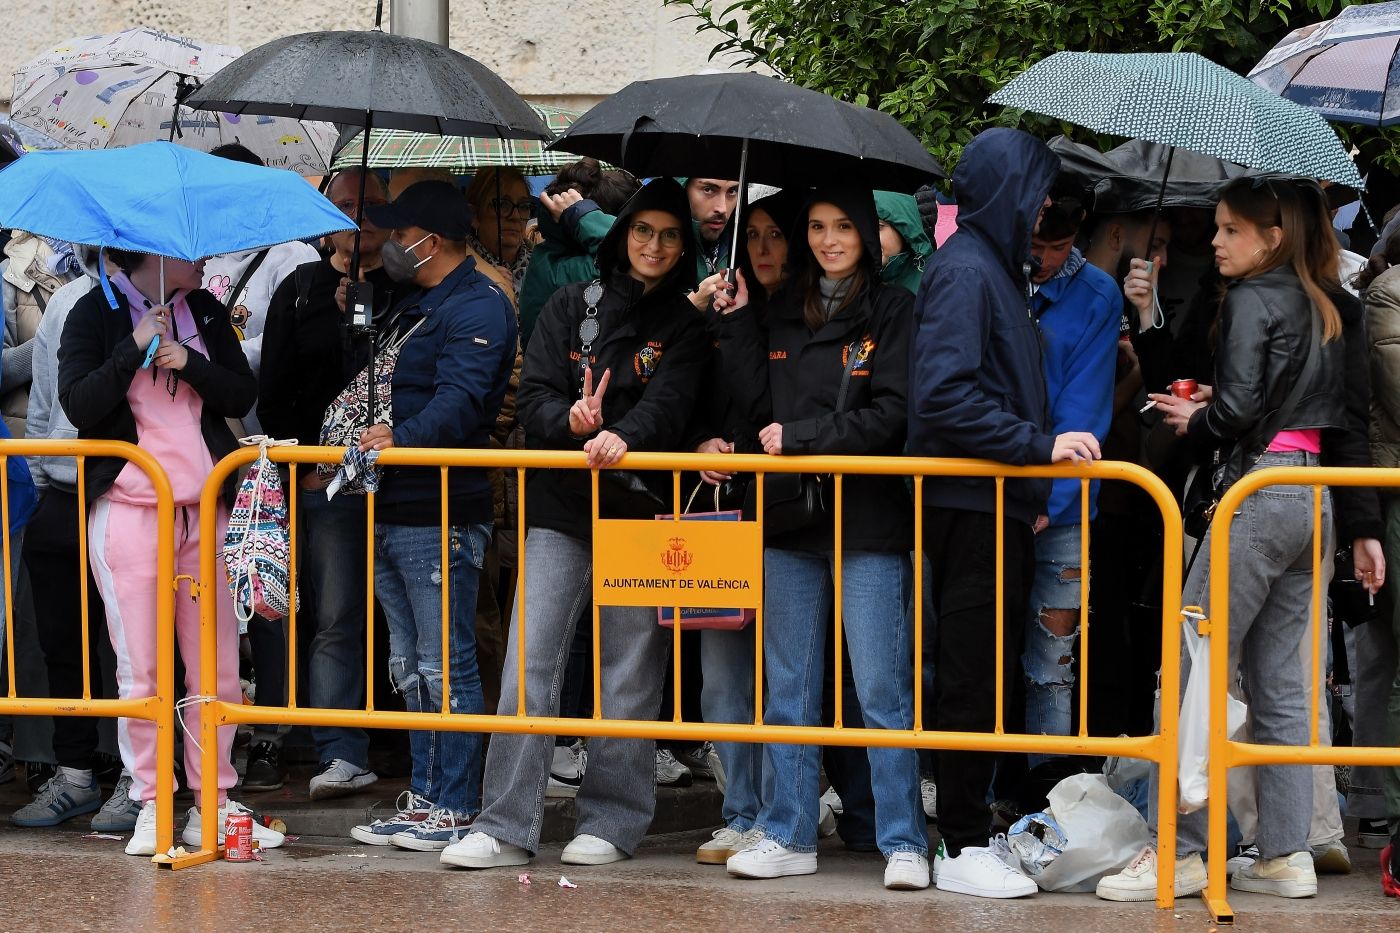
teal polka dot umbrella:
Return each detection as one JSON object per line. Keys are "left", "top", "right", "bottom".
{"left": 989, "top": 51, "right": 1362, "bottom": 188}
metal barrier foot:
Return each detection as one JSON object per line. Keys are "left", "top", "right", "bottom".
{"left": 154, "top": 846, "right": 222, "bottom": 870}
{"left": 1203, "top": 891, "right": 1235, "bottom": 925}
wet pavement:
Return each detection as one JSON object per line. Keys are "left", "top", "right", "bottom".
{"left": 0, "top": 823, "right": 1396, "bottom": 931}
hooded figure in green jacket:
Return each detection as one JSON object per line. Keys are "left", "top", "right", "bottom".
{"left": 874, "top": 190, "right": 934, "bottom": 295}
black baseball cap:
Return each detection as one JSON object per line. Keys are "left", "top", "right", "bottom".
{"left": 365, "top": 180, "right": 473, "bottom": 239}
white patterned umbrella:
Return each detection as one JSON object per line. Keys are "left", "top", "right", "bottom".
{"left": 10, "top": 27, "right": 336, "bottom": 175}
{"left": 1249, "top": 1, "right": 1400, "bottom": 127}
{"left": 989, "top": 51, "right": 1363, "bottom": 188}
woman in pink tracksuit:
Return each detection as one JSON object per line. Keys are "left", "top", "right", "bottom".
{"left": 56, "top": 249, "right": 279, "bottom": 856}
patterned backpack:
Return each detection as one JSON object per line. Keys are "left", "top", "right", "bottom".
{"left": 223, "top": 437, "right": 297, "bottom": 628}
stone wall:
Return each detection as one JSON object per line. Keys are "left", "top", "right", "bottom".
{"left": 4, "top": 1, "right": 745, "bottom": 109}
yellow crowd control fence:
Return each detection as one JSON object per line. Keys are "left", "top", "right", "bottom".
{"left": 1202, "top": 466, "right": 1400, "bottom": 925}
{"left": 177, "top": 445, "right": 1184, "bottom": 905}
{"left": 0, "top": 439, "right": 179, "bottom": 855}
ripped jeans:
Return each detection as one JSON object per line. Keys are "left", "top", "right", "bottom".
{"left": 1023, "top": 522, "right": 1083, "bottom": 767}
{"left": 374, "top": 521, "right": 491, "bottom": 817}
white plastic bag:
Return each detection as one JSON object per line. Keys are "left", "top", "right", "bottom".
{"left": 1029, "top": 773, "right": 1152, "bottom": 893}
{"left": 1177, "top": 618, "right": 1248, "bottom": 814}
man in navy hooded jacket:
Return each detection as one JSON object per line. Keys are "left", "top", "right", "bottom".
{"left": 909, "top": 128, "right": 1101, "bottom": 898}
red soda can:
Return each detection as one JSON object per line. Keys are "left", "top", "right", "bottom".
{"left": 1170, "top": 378, "right": 1198, "bottom": 400}
{"left": 225, "top": 812, "right": 255, "bottom": 861}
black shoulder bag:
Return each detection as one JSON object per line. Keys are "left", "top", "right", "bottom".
{"left": 1183, "top": 302, "right": 1322, "bottom": 544}
{"left": 745, "top": 340, "right": 861, "bottom": 536}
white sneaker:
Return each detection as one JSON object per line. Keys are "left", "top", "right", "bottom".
{"left": 885, "top": 851, "right": 931, "bottom": 890}
{"left": 920, "top": 778, "right": 937, "bottom": 820}
{"left": 440, "top": 831, "right": 529, "bottom": 869}
{"left": 547, "top": 742, "right": 586, "bottom": 799}
{"left": 308, "top": 759, "right": 378, "bottom": 800}
{"left": 727, "top": 837, "right": 817, "bottom": 879}
{"left": 820, "top": 786, "right": 843, "bottom": 815}
{"left": 933, "top": 838, "right": 1036, "bottom": 898}
{"left": 697, "top": 825, "right": 746, "bottom": 865}
{"left": 1096, "top": 846, "right": 1207, "bottom": 902}
{"left": 655, "top": 748, "right": 693, "bottom": 787}
{"left": 1231, "top": 851, "right": 1317, "bottom": 898}
{"left": 818, "top": 799, "right": 838, "bottom": 838}
{"left": 182, "top": 798, "right": 285, "bottom": 850}
{"left": 562, "top": 832, "right": 627, "bottom": 865}
{"left": 125, "top": 800, "right": 158, "bottom": 857}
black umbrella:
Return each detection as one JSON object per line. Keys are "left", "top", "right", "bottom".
{"left": 185, "top": 12, "right": 548, "bottom": 421}
{"left": 549, "top": 72, "right": 943, "bottom": 281}
{"left": 1049, "top": 135, "right": 1257, "bottom": 213}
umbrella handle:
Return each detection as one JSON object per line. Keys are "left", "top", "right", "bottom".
{"left": 726, "top": 138, "right": 749, "bottom": 289}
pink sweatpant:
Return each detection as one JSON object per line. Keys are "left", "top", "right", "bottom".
{"left": 90, "top": 497, "right": 241, "bottom": 803}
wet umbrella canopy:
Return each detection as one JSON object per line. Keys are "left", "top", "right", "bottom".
{"left": 185, "top": 30, "right": 549, "bottom": 140}
{"left": 550, "top": 72, "right": 943, "bottom": 192}
{"left": 1049, "top": 136, "right": 1258, "bottom": 213}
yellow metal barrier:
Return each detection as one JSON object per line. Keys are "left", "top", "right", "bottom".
{"left": 1202, "top": 465, "right": 1400, "bottom": 924}
{"left": 0, "top": 439, "right": 179, "bottom": 857}
{"left": 185, "top": 445, "right": 1183, "bottom": 905}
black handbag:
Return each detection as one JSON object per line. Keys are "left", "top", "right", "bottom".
{"left": 1183, "top": 300, "right": 1322, "bottom": 542}
{"left": 744, "top": 339, "right": 860, "bottom": 534}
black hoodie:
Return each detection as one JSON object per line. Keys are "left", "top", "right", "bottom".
{"left": 518, "top": 178, "right": 709, "bottom": 541}
{"left": 716, "top": 186, "right": 914, "bottom": 553}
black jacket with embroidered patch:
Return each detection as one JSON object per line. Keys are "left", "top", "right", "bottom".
{"left": 519, "top": 270, "right": 708, "bottom": 541}
{"left": 715, "top": 187, "right": 914, "bottom": 553}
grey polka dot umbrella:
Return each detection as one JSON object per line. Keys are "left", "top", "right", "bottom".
{"left": 989, "top": 51, "right": 1362, "bottom": 188}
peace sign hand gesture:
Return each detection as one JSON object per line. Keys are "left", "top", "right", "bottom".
{"left": 569, "top": 366, "right": 611, "bottom": 437}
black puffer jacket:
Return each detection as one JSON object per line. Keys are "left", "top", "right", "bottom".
{"left": 717, "top": 186, "right": 913, "bottom": 553}
{"left": 519, "top": 178, "right": 708, "bottom": 541}
{"left": 1186, "top": 267, "right": 1345, "bottom": 490}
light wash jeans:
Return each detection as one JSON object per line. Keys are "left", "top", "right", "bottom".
{"left": 302, "top": 492, "right": 372, "bottom": 769}
{"left": 1023, "top": 522, "right": 1083, "bottom": 766}
{"left": 1152, "top": 452, "right": 1329, "bottom": 859}
{"left": 701, "top": 624, "right": 763, "bottom": 831}
{"left": 375, "top": 521, "right": 490, "bottom": 817}
{"left": 754, "top": 547, "right": 925, "bottom": 858}
{"left": 471, "top": 528, "right": 669, "bottom": 855}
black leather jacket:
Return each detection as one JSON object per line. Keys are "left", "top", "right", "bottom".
{"left": 1186, "top": 267, "right": 1345, "bottom": 490}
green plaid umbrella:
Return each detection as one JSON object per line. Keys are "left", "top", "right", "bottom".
{"left": 989, "top": 51, "right": 1362, "bottom": 188}
{"left": 331, "top": 104, "right": 590, "bottom": 172}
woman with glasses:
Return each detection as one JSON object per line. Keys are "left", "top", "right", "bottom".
{"left": 465, "top": 167, "right": 536, "bottom": 295}
{"left": 56, "top": 249, "right": 277, "bottom": 857}
{"left": 443, "top": 178, "right": 708, "bottom": 871}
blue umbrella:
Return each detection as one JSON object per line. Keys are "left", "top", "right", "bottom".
{"left": 0, "top": 140, "right": 353, "bottom": 308}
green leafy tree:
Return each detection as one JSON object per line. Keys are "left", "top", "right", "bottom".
{"left": 663, "top": 0, "right": 1398, "bottom": 175}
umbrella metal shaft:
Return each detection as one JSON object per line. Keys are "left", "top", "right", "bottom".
{"left": 727, "top": 138, "right": 750, "bottom": 288}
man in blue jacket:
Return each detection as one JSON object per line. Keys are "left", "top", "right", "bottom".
{"left": 346, "top": 181, "right": 517, "bottom": 851}
{"left": 909, "top": 128, "right": 1100, "bottom": 899}
{"left": 1022, "top": 197, "right": 1121, "bottom": 767}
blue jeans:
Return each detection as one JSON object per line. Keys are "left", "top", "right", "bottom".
{"left": 302, "top": 492, "right": 371, "bottom": 768}
{"left": 374, "top": 521, "right": 490, "bottom": 817}
{"left": 1023, "top": 522, "right": 1082, "bottom": 767}
{"left": 755, "top": 548, "right": 925, "bottom": 857}
{"left": 701, "top": 624, "right": 763, "bottom": 830}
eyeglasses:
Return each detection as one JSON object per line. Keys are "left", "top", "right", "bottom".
{"left": 489, "top": 197, "right": 535, "bottom": 218}
{"left": 629, "top": 222, "right": 683, "bottom": 248}
{"left": 332, "top": 197, "right": 388, "bottom": 215}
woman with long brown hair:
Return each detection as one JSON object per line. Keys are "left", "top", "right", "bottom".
{"left": 1099, "top": 177, "right": 1350, "bottom": 901}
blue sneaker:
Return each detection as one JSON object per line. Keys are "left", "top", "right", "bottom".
{"left": 13, "top": 771, "right": 102, "bottom": 827}
{"left": 349, "top": 791, "right": 432, "bottom": 846}
{"left": 390, "top": 806, "right": 471, "bottom": 852}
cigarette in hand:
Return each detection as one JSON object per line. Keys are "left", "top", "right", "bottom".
{"left": 1139, "top": 400, "right": 1157, "bottom": 415}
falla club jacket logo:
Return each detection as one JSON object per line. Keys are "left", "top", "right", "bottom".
{"left": 635, "top": 342, "right": 663, "bottom": 382}
{"left": 662, "top": 536, "right": 693, "bottom": 573}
